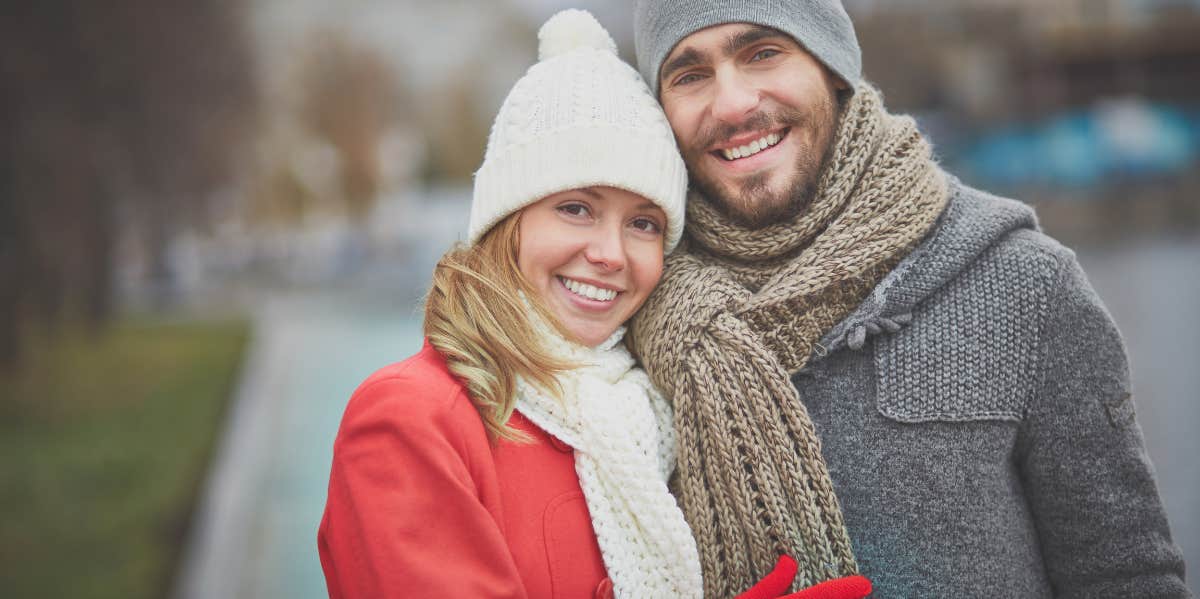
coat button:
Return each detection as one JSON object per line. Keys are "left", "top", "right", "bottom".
{"left": 548, "top": 435, "right": 573, "bottom": 453}
{"left": 594, "top": 577, "right": 613, "bottom": 599}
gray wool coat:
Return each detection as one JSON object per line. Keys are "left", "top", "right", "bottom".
{"left": 791, "top": 178, "right": 1189, "bottom": 597}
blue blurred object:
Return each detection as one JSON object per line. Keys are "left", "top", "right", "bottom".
{"left": 960, "top": 99, "right": 1200, "bottom": 193}
{"left": 964, "top": 126, "right": 1040, "bottom": 189}
{"left": 1044, "top": 114, "right": 1104, "bottom": 188}
{"left": 1095, "top": 101, "right": 1194, "bottom": 177}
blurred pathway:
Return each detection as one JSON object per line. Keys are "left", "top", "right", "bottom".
{"left": 173, "top": 290, "right": 425, "bottom": 599}
{"left": 174, "top": 238, "right": 1199, "bottom": 599}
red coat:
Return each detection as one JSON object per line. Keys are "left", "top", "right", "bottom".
{"left": 318, "top": 341, "right": 611, "bottom": 599}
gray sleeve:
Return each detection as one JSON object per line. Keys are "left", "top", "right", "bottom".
{"left": 1016, "top": 246, "right": 1189, "bottom": 598}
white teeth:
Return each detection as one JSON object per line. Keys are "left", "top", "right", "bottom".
{"left": 721, "top": 132, "right": 782, "bottom": 161}
{"left": 560, "top": 277, "right": 617, "bottom": 302}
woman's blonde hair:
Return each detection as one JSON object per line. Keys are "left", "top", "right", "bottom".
{"left": 423, "top": 212, "right": 574, "bottom": 442}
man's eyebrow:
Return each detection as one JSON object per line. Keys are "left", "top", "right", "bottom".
{"left": 724, "top": 25, "right": 789, "bottom": 56}
{"left": 660, "top": 25, "right": 791, "bottom": 85}
{"left": 659, "top": 47, "right": 707, "bottom": 84}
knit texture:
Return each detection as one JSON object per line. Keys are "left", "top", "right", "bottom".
{"left": 471, "top": 9, "right": 687, "bottom": 251}
{"left": 793, "top": 180, "right": 1188, "bottom": 597}
{"left": 514, "top": 317, "right": 704, "bottom": 598}
{"left": 875, "top": 234, "right": 1052, "bottom": 423}
{"left": 628, "top": 85, "right": 948, "bottom": 597}
{"left": 634, "top": 0, "right": 861, "bottom": 95}
{"left": 814, "top": 182, "right": 1055, "bottom": 426}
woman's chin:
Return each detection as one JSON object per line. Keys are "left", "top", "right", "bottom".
{"left": 561, "top": 322, "right": 619, "bottom": 348}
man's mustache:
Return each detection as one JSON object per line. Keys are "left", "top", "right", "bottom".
{"left": 692, "top": 109, "right": 803, "bottom": 152}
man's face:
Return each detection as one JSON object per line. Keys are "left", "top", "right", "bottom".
{"left": 658, "top": 23, "right": 844, "bottom": 228}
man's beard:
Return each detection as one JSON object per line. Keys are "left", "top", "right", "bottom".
{"left": 685, "top": 94, "right": 839, "bottom": 229}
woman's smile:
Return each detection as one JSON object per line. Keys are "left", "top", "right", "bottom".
{"left": 517, "top": 186, "right": 666, "bottom": 346}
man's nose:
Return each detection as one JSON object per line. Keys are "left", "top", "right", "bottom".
{"left": 710, "top": 69, "right": 760, "bottom": 124}
{"left": 583, "top": 224, "right": 626, "bottom": 272}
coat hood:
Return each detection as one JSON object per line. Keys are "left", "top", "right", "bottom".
{"left": 816, "top": 176, "right": 1039, "bottom": 358}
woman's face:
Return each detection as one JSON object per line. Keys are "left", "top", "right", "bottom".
{"left": 517, "top": 186, "right": 667, "bottom": 347}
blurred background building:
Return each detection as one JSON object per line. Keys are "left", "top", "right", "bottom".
{"left": 2, "top": 0, "right": 1197, "bottom": 597}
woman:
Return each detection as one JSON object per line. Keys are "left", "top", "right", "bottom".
{"left": 318, "top": 10, "right": 701, "bottom": 599}
{"left": 317, "top": 9, "right": 871, "bottom": 599}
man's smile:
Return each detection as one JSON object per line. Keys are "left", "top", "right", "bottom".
{"left": 711, "top": 128, "right": 789, "bottom": 162}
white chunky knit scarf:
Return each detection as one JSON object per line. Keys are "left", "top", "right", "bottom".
{"left": 514, "top": 322, "right": 703, "bottom": 599}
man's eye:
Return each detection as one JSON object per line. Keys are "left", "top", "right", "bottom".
{"left": 673, "top": 73, "right": 704, "bottom": 86}
{"left": 751, "top": 49, "right": 780, "bottom": 61}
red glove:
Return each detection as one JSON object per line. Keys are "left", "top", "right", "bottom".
{"left": 781, "top": 574, "right": 872, "bottom": 599}
{"left": 733, "top": 554, "right": 873, "bottom": 599}
{"left": 734, "top": 555, "right": 799, "bottom": 599}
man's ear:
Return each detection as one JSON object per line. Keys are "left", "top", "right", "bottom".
{"left": 820, "top": 62, "right": 850, "bottom": 92}
{"left": 835, "top": 71, "right": 854, "bottom": 90}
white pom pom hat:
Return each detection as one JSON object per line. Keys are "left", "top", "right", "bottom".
{"left": 469, "top": 9, "right": 688, "bottom": 252}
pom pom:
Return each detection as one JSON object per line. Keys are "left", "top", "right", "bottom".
{"left": 537, "top": 9, "right": 617, "bottom": 61}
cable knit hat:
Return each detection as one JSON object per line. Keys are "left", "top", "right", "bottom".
{"left": 634, "top": 0, "right": 862, "bottom": 96}
{"left": 470, "top": 9, "right": 688, "bottom": 252}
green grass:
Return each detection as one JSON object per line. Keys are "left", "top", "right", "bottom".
{"left": 0, "top": 318, "right": 250, "bottom": 599}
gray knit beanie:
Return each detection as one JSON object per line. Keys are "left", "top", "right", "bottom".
{"left": 634, "top": 0, "right": 861, "bottom": 96}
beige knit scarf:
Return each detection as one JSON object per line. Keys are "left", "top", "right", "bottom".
{"left": 628, "top": 86, "right": 948, "bottom": 597}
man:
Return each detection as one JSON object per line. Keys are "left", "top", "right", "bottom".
{"left": 628, "top": 1, "right": 1190, "bottom": 597}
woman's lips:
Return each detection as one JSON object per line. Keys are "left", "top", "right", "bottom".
{"left": 555, "top": 276, "right": 620, "bottom": 312}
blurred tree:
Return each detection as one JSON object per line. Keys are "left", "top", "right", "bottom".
{"left": 247, "top": 31, "right": 409, "bottom": 228}
{"left": 0, "top": 0, "right": 256, "bottom": 370}
{"left": 417, "top": 11, "right": 534, "bottom": 184}
{"left": 296, "top": 31, "right": 403, "bottom": 222}
{"left": 420, "top": 61, "right": 495, "bottom": 182}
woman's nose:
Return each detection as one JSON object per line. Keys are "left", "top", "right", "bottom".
{"left": 583, "top": 225, "right": 626, "bottom": 271}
